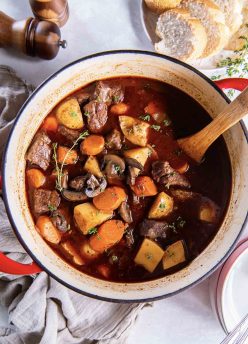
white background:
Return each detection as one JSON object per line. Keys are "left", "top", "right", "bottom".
{"left": 0, "top": 1, "right": 247, "bottom": 343}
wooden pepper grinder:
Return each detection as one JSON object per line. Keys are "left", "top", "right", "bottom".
{"left": 29, "top": 0, "right": 69, "bottom": 27}
{"left": 0, "top": 11, "right": 67, "bottom": 60}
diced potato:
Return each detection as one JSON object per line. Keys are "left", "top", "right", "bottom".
{"left": 61, "top": 241, "right": 85, "bottom": 266}
{"left": 74, "top": 203, "right": 113, "bottom": 234}
{"left": 119, "top": 116, "right": 149, "bottom": 147}
{"left": 148, "top": 192, "right": 174, "bottom": 219}
{"left": 36, "top": 216, "right": 61, "bottom": 244}
{"left": 56, "top": 98, "right": 84, "bottom": 129}
{"left": 162, "top": 240, "right": 186, "bottom": 270}
{"left": 134, "top": 238, "right": 164, "bottom": 273}
{"left": 199, "top": 199, "right": 219, "bottom": 223}
{"left": 83, "top": 156, "right": 103, "bottom": 178}
{"left": 124, "top": 147, "right": 150, "bottom": 176}
{"left": 80, "top": 241, "right": 99, "bottom": 260}
{"left": 147, "top": 144, "right": 159, "bottom": 160}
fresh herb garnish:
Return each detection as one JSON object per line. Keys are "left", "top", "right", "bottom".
{"left": 150, "top": 124, "right": 161, "bottom": 131}
{"left": 113, "top": 95, "right": 120, "bottom": 103}
{"left": 211, "top": 75, "right": 221, "bottom": 81}
{"left": 159, "top": 202, "right": 166, "bottom": 210}
{"left": 53, "top": 130, "right": 89, "bottom": 191}
{"left": 177, "top": 216, "right": 186, "bottom": 228}
{"left": 163, "top": 119, "right": 171, "bottom": 126}
{"left": 111, "top": 255, "right": 118, "bottom": 262}
{"left": 48, "top": 204, "right": 57, "bottom": 212}
{"left": 139, "top": 114, "right": 150, "bottom": 121}
{"left": 88, "top": 227, "right": 98, "bottom": 235}
{"left": 70, "top": 111, "right": 78, "bottom": 118}
{"left": 145, "top": 252, "right": 153, "bottom": 260}
{"left": 114, "top": 164, "right": 121, "bottom": 174}
{"left": 84, "top": 110, "right": 90, "bottom": 117}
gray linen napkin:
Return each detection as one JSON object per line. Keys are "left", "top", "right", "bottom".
{"left": 0, "top": 66, "right": 148, "bottom": 344}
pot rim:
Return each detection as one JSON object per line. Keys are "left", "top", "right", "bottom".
{"left": 2, "top": 50, "right": 248, "bottom": 303}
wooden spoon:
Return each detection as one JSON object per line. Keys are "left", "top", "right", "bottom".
{"left": 177, "top": 87, "right": 248, "bottom": 163}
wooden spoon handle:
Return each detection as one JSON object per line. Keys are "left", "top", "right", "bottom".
{"left": 178, "top": 86, "right": 248, "bottom": 162}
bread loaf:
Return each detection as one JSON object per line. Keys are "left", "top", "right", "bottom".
{"left": 212, "top": 0, "right": 243, "bottom": 35}
{"left": 155, "top": 8, "right": 207, "bottom": 61}
{"left": 180, "top": 0, "right": 230, "bottom": 57}
{"left": 145, "top": 0, "right": 181, "bottom": 13}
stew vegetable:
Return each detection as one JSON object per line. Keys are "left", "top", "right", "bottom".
{"left": 25, "top": 77, "right": 231, "bottom": 282}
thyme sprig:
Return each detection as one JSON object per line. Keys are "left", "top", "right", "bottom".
{"left": 53, "top": 130, "right": 89, "bottom": 191}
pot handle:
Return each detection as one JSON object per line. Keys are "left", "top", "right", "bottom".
{"left": 215, "top": 77, "right": 248, "bottom": 91}
{"left": 0, "top": 175, "right": 42, "bottom": 275}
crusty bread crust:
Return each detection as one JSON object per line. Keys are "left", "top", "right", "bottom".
{"left": 155, "top": 8, "right": 207, "bottom": 61}
{"left": 180, "top": 0, "right": 230, "bottom": 57}
{"left": 145, "top": 0, "right": 181, "bottom": 13}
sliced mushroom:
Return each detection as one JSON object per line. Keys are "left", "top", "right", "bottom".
{"left": 103, "top": 154, "right": 125, "bottom": 178}
{"left": 125, "top": 157, "right": 144, "bottom": 171}
{"left": 119, "top": 201, "right": 133, "bottom": 223}
{"left": 126, "top": 166, "right": 136, "bottom": 186}
{"left": 84, "top": 175, "right": 107, "bottom": 197}
{"left": 62, "top": 190, "right": 88, "bottom": 202}
{"left": 69, "top": 175, "right": 88, "bottom": 191}
{"left": 51, "top": 211, "right": 68, "bottom": 232}
{"left": 125, "top": 227, "right": 135, "bottom": 247}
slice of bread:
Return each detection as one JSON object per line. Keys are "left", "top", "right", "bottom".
{"left": 212, "top": 0, "right": 243, "bottom": 35}
{"left": 155, "top": 8, "right": 207, "bottom": 61}
{"left": 145, "top": 0, "right": 182, "bottom": 13}
{"left": 180, "top": 0, "right": 230, "bottom": 57}
{"left": 226, "top": 7, "right": 248, "bottom": 51}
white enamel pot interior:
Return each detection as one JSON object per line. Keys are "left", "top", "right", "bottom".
{"left": 3, "top": 51, "right": 248, "bottom": 302}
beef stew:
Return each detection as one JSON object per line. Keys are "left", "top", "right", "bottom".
{"left": 25, "top": 77, "right": 231, "bottom": 282}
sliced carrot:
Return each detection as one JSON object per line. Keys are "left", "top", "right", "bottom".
{"left": 36, "top": 216, "right": 61, "bottom": 244}
{"left": 174, "top": 161, "right": 189, "bottom": 174}
{"left": 80, "top": 135, "right": 105, "bottom": 155}
{"left": 97, "top": 264, "right": 111, "bottom": 278}
{"left": 110, "top": 103, "right": 129, "bottom": 115}
{"left": 42, "top": 115, "right": 58, "bottom": 132}
{"left": 93, "top": 186, "right": 127, "bottom": 211}
{"left": 57, "top": 146, "right": 78, "bottom": 165}
{"left": 26, "top": 168, "right": 46, "bottom": 188}
{"left": 145, "top": 101, "right": 166, "bottom": 123}
{"left": 131, "top": 176, "right": 158, "bottom": 197}
{"left": 89, "top": 220, "right": 126, "bottom": 253}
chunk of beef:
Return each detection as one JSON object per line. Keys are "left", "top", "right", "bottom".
{"left": 58, "top": 125, "right": 81, "bottom": 143}
{"left": 93, "top": 81, "right": 124, "bottom": 105}
{"left": 69, "top": 175, "right": 88, "bottom": 191}
{"left": 84, "top": 100, "right": 108, "bottom": 133}
{"left": 106, "top": 129, "right": 122, "bottom": 150}
{"left": 152, "top": 161, "right": 190, "bottom": 188}
{"left": 171, "top": 189, "right": 220, "bottom": 223}
{"left": 75, "top": 91, "right": 90, "bottom": 104}
{"left": 33, "top": 189, "right": 60, "bottom": 214}
{"left": 139, "top": 219, "right": 169, "bottom": 239}
{"left": 51, "top": 210, "right": 68, "bottom": 232}
{"left": 26, "top": 132, "right": 51, "bottom": 171}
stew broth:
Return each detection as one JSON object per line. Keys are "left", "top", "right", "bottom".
{"left": 25, "top": 77, "right": 231, "bottom": 282}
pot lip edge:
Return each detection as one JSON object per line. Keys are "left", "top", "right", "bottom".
{"left": 2, "top": 49, "right": 248, "bottom": 302}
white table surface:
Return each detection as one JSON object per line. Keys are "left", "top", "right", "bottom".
{"left": 0, "top": 1, "right": 247, "bottom": 343}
